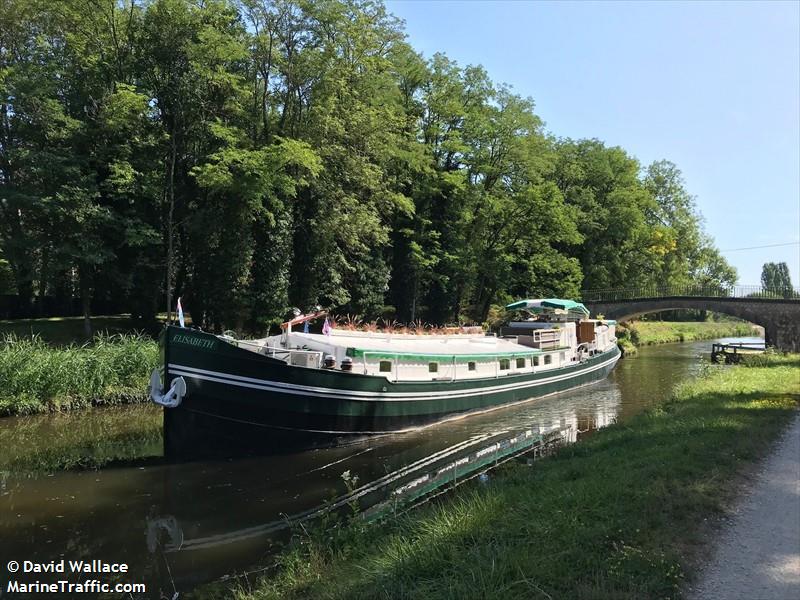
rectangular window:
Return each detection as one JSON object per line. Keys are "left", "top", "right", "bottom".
{"left": 516, "top": 357, "right": 526, "bottom": 369}
{"left": 379, "top": 360, "right": 392, "bottom": 372}
{"left": 468, "top": 361, "right": 476, "bottom": 371}
{"left": 533, "top": 356, "right": 539, "bottom": 367}
{"left": 544, "top": 355, "right": 552, "bottom": 365}
{"left": 499, "top": 358, "right": 510, "bottom": 371}
{"left": 428, "top": 362, "right": 439, "bottom": 373}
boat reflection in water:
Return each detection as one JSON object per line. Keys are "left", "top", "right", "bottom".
{"left": 1, "top": 362, "right": 629, "bottom": 599}
{"left": 141, "top": 382, "right": 620, "bottom": 593}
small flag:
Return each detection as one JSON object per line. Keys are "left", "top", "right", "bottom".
{"left": 303, "top": 320, "right": 309, "bottom": 333}
{"left": 322, "top": 317, "right": 331, "bottom": 336}
{"left": 177, "top": 297, "right": 185, "bottom": 328}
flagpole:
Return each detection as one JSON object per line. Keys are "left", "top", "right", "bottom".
{"left": 177, "top": 297, "right": 185, "bottom": 328}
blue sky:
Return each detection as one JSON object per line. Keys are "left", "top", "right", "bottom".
{"left": 385, "top": 0, "right": 800, "bottom": 286}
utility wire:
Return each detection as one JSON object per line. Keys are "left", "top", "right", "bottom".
{"left": 719, "top": 242, "right": 800, "bottom": 252}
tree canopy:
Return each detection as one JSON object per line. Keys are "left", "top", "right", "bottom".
{"left": 760, "top": 262, "right": 793, "bottom": 293}
{"left": 0, "top": 0, "right": 738, "bottom": 331}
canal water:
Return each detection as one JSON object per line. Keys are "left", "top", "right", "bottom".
{"left": 0, "top": 337, "right": 760, "bottom": 597}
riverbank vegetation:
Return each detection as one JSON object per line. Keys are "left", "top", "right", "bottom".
{"left": 617, "top": 320, "right": 758, "bottom": 356}
{"left": 0, "top": 333, "right": 157, "bottom": 416}
{"left": 228, "top": 353, "right": 799, "bottom": 600}
{"left": 1, "top": 0, "right": 737, "bottom": 334}
{"left": 0, "top": 318, "right": 759, "bottom": 417}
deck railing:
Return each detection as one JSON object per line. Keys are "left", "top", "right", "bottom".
{"left": 224, "top": 337, "right": 324, "bottom": 368}
{"left": 579, "top": 285, "right": 800, "bottom": 303}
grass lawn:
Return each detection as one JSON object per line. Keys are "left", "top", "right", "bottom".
{"left": 228, "top": 353, "right": 799, "bottom": 600}
{"left": 0, "top": 315, "right": 152, "bottom": 346}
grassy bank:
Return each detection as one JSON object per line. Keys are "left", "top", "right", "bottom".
{"left": 616, "top": 320, "right": 758, "bottom": 356}
{"left": 0, "top": 333, "right": 158, "bottom": 416}
{"left": 230, "top": 353, "right": 799, "bottom": 600}
{"left": 0, "top": 315, "right": 154, "bottom": 346}
{"left": 620, "top": 320, "right": 757, "bottom": 348}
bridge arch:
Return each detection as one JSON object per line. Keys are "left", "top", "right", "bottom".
{"left": 583, "top": 297, "right": 800, "bottom": 352}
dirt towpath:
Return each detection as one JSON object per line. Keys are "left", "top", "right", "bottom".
{"left": 688, "top": 412, "right": 800, "bottom": 600}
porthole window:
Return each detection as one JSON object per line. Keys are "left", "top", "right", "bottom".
{"left": 468, "top": 361, "right": 476, "bottom": 371}
{"left": 379, "top": 360, "right": 392, "bottom": 372}
{"left": 428, "top": 362, "right": 439, "bottom": 373}
{"left": 499, "top": 358, "right": 510, "bottom": 371}
{"left": 516, "top": 357, "right": 525, "bottom": 369}
{"left": 544, "top": 355, "right": 552, "bottom": 365}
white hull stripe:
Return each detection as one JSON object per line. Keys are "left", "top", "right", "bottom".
{"left": 168, "top": 352, "right": 619, "bottom": 403}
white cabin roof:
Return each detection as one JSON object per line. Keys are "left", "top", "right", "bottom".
{"left": 288, "top": 330, "right": 546, "bottom": 360}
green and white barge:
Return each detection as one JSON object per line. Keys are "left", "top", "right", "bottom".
{"left": 150, "top": 299, "right": 620, "bottom": 455}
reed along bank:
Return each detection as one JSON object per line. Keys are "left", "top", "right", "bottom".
{"left": 0, "top": 333, "right": 157, "bottom": 416}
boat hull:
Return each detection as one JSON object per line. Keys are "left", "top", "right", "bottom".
{"left": 159, "top": 326, "right": 621, "bottom": 456}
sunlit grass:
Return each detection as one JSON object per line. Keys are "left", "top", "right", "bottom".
{"left": 0, "top": 333, "right": 158, "bottom": 416}
{"left": 231, "top": 353, "right": 799, "bottom": 600}
{"left": 0, "top": 315, "right": 154, "bottom": 346}
{"left": 619, "top": 321, "right": 758, "bottom": 346}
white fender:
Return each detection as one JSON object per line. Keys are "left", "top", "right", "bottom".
{"left": 146, "top": 515, "right": 184, "bottom": 553}
{"left": 149, "top": 369, "right": 186, "bottom": 408}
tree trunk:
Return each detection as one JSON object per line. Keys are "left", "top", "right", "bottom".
{"left": 480, "top": 286, "right": 496, "bottom": 323}
{"left": 165, "top": 128, "right": 177, "bottom": 323}
{"left": 79, "top": 265, "right": 93, "bottom": 339}
{"left": 37, "top": 246, "right": 49, "bottom": 317}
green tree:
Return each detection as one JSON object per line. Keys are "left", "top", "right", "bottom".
{"left": 644, "top": 160, "right": 737, "bottom": 291}
{"left": 761, "top": 262, "right": 793, "bottom": 295}
{"left": 554, "top": 139, "right": 661, "bottom": 290}
{"left": 0, "top": 0, "right": 743, "bottom": 333}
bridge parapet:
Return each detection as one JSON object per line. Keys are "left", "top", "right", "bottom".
{"left": 580, "top": 285, "right": 800, "bottom": 303}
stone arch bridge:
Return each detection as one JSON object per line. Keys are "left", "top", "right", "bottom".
{"left": 580, "top": 286, "right": 800, "bottom": 352}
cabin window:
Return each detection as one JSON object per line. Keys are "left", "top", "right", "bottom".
{"left": 379, "top": 360, "right": 392, "bottom": 373}
{"left": 499, "top": 358, "right": 510, "bottom": 371}
{"left": 544, "top": 355, "right": 552, "bottom": 365}
{"left": 533, "top": 356, "right": 540, "bottom": 367}
{"left": 468, "top": 361, "right": 476, "bottom": 371}
{"left": 428, "top": 362, "right": 439, "bottom": 373}
{"left": 516, "top": 357, "right": 526, "bottom": 369}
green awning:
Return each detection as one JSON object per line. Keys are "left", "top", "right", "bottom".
{"left": 506, "top": 298, "right": 590, "bottom": 316}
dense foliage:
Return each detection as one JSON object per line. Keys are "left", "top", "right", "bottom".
{"left": 760, "top": 261, "right": 793, "bottom": 291}
{"left": 0, "top": 0, "right": 737, "bottom": 331}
